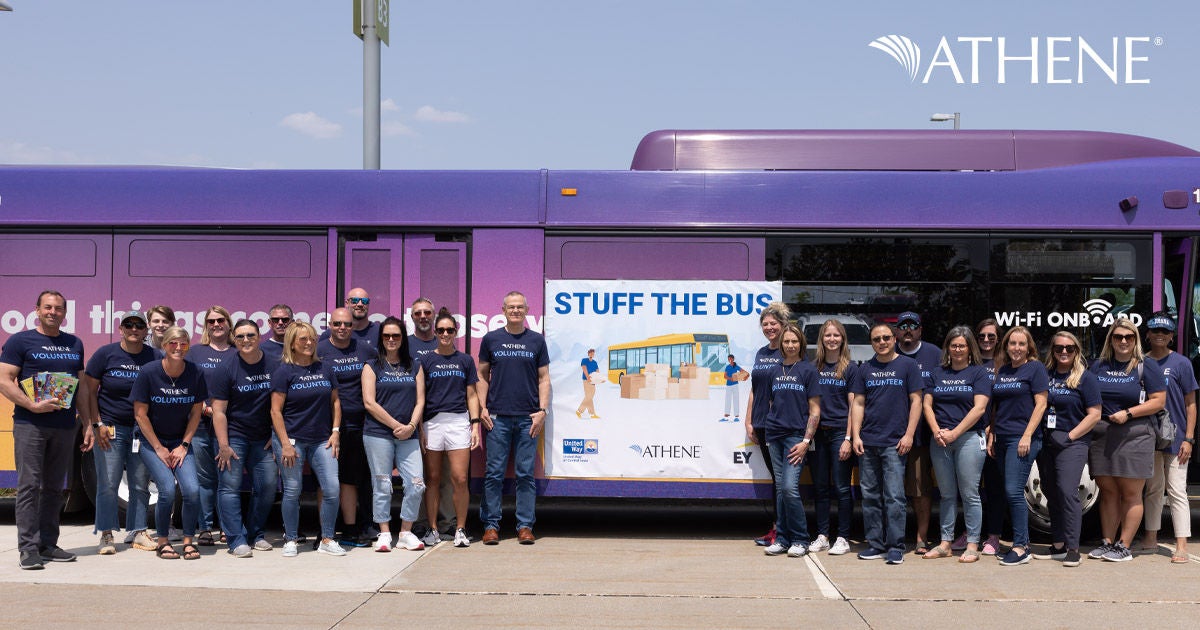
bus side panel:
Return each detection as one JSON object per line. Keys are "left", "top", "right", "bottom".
{"left": 542, "top": 234, "right": 770, "bottom": 499}
{"left": 0, "top": 233, "right": 113, "bottom": 488}
{"left": 468, "top": 228, "right": 546, "bottom": 494}
{"left": 112, "top": 234, "right": 329, "bottom": 338}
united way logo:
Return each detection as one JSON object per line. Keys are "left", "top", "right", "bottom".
{"left": 869, "top": 35, "right": 921, "bottom": 82}
{"left": 562, "top": 439, "right": 599, "bottom": 455}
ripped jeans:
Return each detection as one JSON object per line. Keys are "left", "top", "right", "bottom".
{"left": 363, "top": 434, "right": 425, "bottom": 524}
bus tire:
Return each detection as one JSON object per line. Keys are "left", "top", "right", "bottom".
{"left": 1024, "top": 460, "right": 1100, "bottom": 535}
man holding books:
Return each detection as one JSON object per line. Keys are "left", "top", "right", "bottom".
{"left": 0, "top": 290, "right": 90, "bottom": 570}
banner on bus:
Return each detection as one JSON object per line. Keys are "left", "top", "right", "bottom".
{"left": 544, "top": 279, "right": 782, "bottom": 482}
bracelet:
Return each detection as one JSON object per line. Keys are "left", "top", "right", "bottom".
{"left": 470, "top": 417, "right": 482, "bottom": 424}
{"left": 92, "top": 422, "right": 103, "bottom": 429}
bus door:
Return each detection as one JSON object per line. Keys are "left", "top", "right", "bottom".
{"left": 342, "top": 233, "right": 468, "bottom": 325}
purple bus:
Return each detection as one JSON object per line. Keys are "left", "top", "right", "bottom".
{"left": 2, "top": 129, "right": 1199, "bottom": 529}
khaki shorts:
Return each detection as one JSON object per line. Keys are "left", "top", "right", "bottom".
{"left": 905, "top": 445, "right": 934, "bottom": 497}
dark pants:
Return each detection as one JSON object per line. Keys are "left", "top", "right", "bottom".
{"left": 754, "top": 426, "right": 776, "bottom": 520}
{"left": 1037, "top": 429, "right": 1090, "bottom": 550}
{"left": 983, "top": 454, "right": 1005, "bottom": 536}
{"left": 13, "top": 423, "right": 74, "bottom": 553}
{"left": 811, "top": 427, "right": 854, "bottom": 539}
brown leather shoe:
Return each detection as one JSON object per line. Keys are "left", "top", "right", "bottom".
{"left": 517, "top": 527, "right": 535, "bottom": 545}
{"left": 482, "top": 528, "right": 499, "bottom": 545}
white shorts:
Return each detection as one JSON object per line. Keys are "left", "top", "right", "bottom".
{"left": 425, "top": 411, "right": 471, "bottom": 451}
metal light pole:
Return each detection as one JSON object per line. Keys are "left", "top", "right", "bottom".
{"left": 931, "top": 112, "right": 961, "bottom": 130}
{"left": 362, "top": 0, "right": 381, "bottom": 169}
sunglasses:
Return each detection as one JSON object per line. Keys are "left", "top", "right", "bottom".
{"left": 329, "top": 321, "right": 353, "bottom": 328}
{"left": 1148, "top": 328, "right": 1172, "bottom": 335}
{"left": 234, "top": 333, "right": 258, "bottom": 340}
{"left": 412, "top": 310, "right": 433, "bottom": 316}
{"left": 206, "top": 317, "right": 227, "bottom": 325}
{"left": 121, "top": 321, "right": 147, "bottom": 330}
{"left": 381, "top": 333, "right": 403, "bottom": 341}
{"left": 1052, "top": 344, "right": 1078, "bottom": 354}
{"left": 977, "top": 333, "right": 997, "bottom": 341}
{"left": 348, "top": 297, "right": 370, "bottom": 305}
{"left": 1111, "top": 333, "right": 1136, "bottom": 342}
{"left": 435, "top": 327, "right": 457, "bottom": 335}
{"left": 871, "top": 335, "right": 893, "bottom": 343}
{"left": 165, "top": 340, "right": 189, "bottom": 348}
{"left": 897, "top": 323, "right": 919, "bottom": 331}
{"left": 269, "top": 317, "right": 292, "bottom": 324}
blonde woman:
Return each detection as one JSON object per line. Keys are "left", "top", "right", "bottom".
{"left": 807, "top": 319, "right": 858, "bottom": 555}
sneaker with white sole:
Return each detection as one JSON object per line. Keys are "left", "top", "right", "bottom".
{"left": 130, "top": 530, "right": 157, "bottom": 551}
{"left": 229, "top": 544, "right": 253, "bottom": 558}
{"left": 374, "top": 532, "right": 392, "bottom": 552}
{"left": 123, "top": 530, "right": 137, "bottom": 545}
{"left": 253, "top": 539, "right": 273, "bottom": 552}
{"left": 858, "top": 547, "right": 887, "bottom": 560}
{"left": 764, "top": 542, "right": 788, "bottom": 556}
{"left": 397, "top": 531, "right": 425, "bottom": 551}
{"left": 829, "top": 537, "right": 851, "bottom": 555}
{"left": 98, "top": 531, "right": 116, "bottom": 555}
{"left": 317, "top": 539, "right": 347, "bottom": 556}
{"left": 1033, "top": 545, "right": 1068, "bottom": 561}
{"left": 1088, "top": 541, "right": 1114, "bottom": 560}
{"left": 886, "top": 548, "right": 904, "bottom": 564}
{"left": 421, "top": 530, "right": 441, "bottom": 547}
{"left": 282, "top": 541, "right": 299, "bottom": 557}
{"left": 808, "top": 535, "right": 830, "bottom": 552}
{"left": 454, "top": 528, "right": 470, "bottom": 548}
{"left": 981, "top": 535, "right": 1001, "bottom": 556}
{"left": 787, "top": 543, "right": 808, "bottom": 557}
{"left": 1102, "top": 542, "right": 1132, "bottom": 562}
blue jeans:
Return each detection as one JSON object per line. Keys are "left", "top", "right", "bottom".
{"left": 767, "top": 433, "right": 810, "bottom": 547}
{"left": 363, "top": 435, "right": 425, "bottom": 524}
{"left": 93, "top": 424, "right": 150, "bottom": 534}
{"left": 929, "top": 431, "right": 986, "bottom": 543}
{"left": 993, "top": 432, "right": 1042, "bottom": 548}
{"left": 217, "top": 437, "right": 278, "bottom": 549}
{"left": 191, "top": 423, "right": 219, "bottom": 532}
{"left": 810, "top": 427, "right": 854, "bottom": 539}
{"left": 274, "top": 437, "right": 339, "bottom": 541}
{"left": 139, "top": 444, "right": 199, "bottom": 539}
{"left": 859, "top": 445, "right": 907, "bottom": 551}
{"left": 481, "top": 414, "right": 537, "bottom": 532}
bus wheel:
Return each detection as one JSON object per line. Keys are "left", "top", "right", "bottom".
{"left": 1024, "top": 461, "right": 1100, "bottom": 534}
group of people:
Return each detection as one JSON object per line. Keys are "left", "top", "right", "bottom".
{"left": 746, "top": 305, "right": 1196, "bottom": 567}
{"left": 1, "top": 289, "right": 549, "bottom": 569}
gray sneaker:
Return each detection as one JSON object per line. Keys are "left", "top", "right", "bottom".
{"left": 421, "top": 530, "right": 441, "bottom": 547}
{"left": 317, "top": 539, "right": 347, "bottom": 556}
{"left": 253, "top": 539, "right": 273, "bottom": 552}
{"left": 39, "top": 546, "right": 77, "bottom": 562}
{"left": 19, "top": 550, "right": 44, "bottom": 570}
{"left": 1088, "top": 542, "right": 1114, "bottom": 560}
{"left": 229, "top": 544, "right": 253, "bottom": 558}
{"left": 1102, "top": 542, "right": 1133, "bottom": 562}
{"left": 98, "top": 532, "right": 116, "bottom": 555}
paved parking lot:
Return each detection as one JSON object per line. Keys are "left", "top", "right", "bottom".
{"left": 0, "top": 499, "right": 1197, "bottom": 628}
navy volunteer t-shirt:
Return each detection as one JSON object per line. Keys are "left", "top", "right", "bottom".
{"left": 1146, "top": 353, "right": 1200, "bottom": 453}
{"left": 764, "top": 360, "right": 820, "bottom": 441}
{"left": 420, "top": 351, "right": 478, "bottom": 417}
{"left": 271, "top": 361, "right": 338, "bottom": 443}
{"left": 817, "top": 361, "right": 858, "bottom": 431}
{"left": 849, "top": 355, "right": 923, "bottom": 447}
{"left": 316, "top": 338, "right": 377, "bottom": 430}
{"left": 477, "top": 328, "right": 549, "bottom": 416}
{"left": 991, "top": 361, "right": 1050, "bottom": 436}
{"left": 407, "top": 335, "right": 438, "bottom": 362}
{"left": 1089, "top": 359, "right": 1166, "bottom": 419}
{"left": 131, "top": 360, "right": 207, "bottom": 444}
{"left": 86, "top": 342, "right": 158, "bottom": 426}
{"left": 925, "top": 364, "right": 992, "bottom": 432}
{"left": 749, "top": 345, "right": 782, "bottom": 427}
{"left": 209, "top": 353, "right": 279, "bottom": 442}
{"left": 1046, "top": 368, "right": 1103, "bottom": 434}
{"left": 365, "top": 359, "right": 420, "bottom": 440}
{"left": 1, "top": 330, "right": 85, "bottom": 430}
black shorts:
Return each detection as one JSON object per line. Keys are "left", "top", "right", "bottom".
{"left": 337, "top": 428, "right": 370, "bottom": 486}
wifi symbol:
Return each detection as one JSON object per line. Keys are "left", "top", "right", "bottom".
{"left": 1083, "top": 298, "right": 1112, "bottom": 324}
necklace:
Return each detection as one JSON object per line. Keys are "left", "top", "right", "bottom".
{"left": 782, "top": 360, "right": 799, "bottom": 376}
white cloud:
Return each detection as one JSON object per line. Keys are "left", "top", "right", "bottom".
{"left": 381, "top": 98, "right": 400, "bottom": 112}
{"left": 279, "top": 112, "right": 343, "bottom": 139}
{"left": 0, "top": 141, "right": 88, "bottom": 164}
{"left": 414, "top": 105, "right": 470, "bottom": 123}
{"left": 382, "top": 121, "right": 416, "bottom": 137}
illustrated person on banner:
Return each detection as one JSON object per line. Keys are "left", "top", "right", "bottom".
{"left": 575, "top": 348, "right": 601, "bottom": 419}
{"left": 723, "top": 354, "right": 749, "bottom": 422}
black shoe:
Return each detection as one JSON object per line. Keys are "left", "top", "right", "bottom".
{"left": 19, "top": 550, "right": 44, "bottom": 570}
{"left": 39, "top": 546, "right": 77, "bottom": 562}
{"left": 1063, "top": 549, "right": 1081, "bottom": 567}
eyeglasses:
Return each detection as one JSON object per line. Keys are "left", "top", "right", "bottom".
{"left": 1052, "top": 344, "right": 1078, "bottom": 354}
{"left": 977, "top": 333, "right": 997, "bottom": 341}
{"left": 504, "top": 305, "right": 528, "bottom": 312}
{"left": 121, "top": 322, "right": 147, "bottom": 330}
{"left": 1111, "top": 333, "right": 1136, "bottom": 342}
{"left": 347, "top": 297, "right": 370, "bottom": 305}
{"left": 948, "top": 344, "right": 969, "bottom": 350}
{"left": 897, "top": 323, "right": 919, "bottom": 331}
{"left": 329, "top": 321, "right": 353, "bottom": 328}
{"left": 206, "top": 317, "right": 227, "bottom": 325}
{"left": 269, "top": 317, "right": 292, "bottom": 324}
{"left": 871, "top": 335, "right": 893, "bottom": 343}
{"left": 1148, "top": 328, "right": 1172, "bottom": 335}
{"left": 234, "top": 333, "right": 258, "bottom": 340}
{"left": 165, "top": 340, "right": 189, "bottom": 348}
{"left": 435, "top": 327, "right": 457, "bottom": 335}
{"left": 381, "top": 333, "right": 403, "bottom": 341}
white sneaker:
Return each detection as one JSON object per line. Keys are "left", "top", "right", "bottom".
{"left": 282, "top": 541, "right": 298, "bottom": 557}
{"left": 808, "top": 535, "right": 830, "bottom": 552}
{"left": 421, "top": 530, "right": 441, "bottom": 547}
{"left": 829, "top": 537, "right": 851, "bottom": 555}
{"left": 374, "top": 532, "right": 392, "bottom": 552}
{"left": 454, "top": 528, "right": 470, "bottom": 548}
{"left": 317, "top": 539, "right": 347, "bottom": 556}
{"left": 397, "top": 531, "right": 425, "bottom": 551}
{"left": 787, "top": 543, "right": 808, "bottom": 557}
{"left": 764, "top": 542, "right": 787, "bottom": 556}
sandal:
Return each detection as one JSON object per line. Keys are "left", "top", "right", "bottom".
{"left": 913, "top": 540, "right": 930, "bottom": 555}
{"left": 156, "top": 542, "right": 179, "bottom": 559}
{"left": 1171, "top": 554, "right": 1190, "bottom": 564}
{"left": 196, "top": 531, "right": 215, "bottom": 546}
{"left": 182, "top": 543, "right": 200, "bottom": 560}
{"left": 958, "top": 549, "right": 980, "bottom": 563}
{"left": 923, "top": 545, "right": 952, "bottom": 559}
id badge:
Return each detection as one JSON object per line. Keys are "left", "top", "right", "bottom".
{"left": 289, "top": 438, "right": 296, "bottom": 446}
{"left": 978, "top": 433, "right": 987, "bottom": 451}
{"left": 131, "top": 438, "right": 140, "bottom": 453}
{"left": 106, "top": 425, "right": 116, "bottom": 439}
{"left": 1046, "top": 408, "right": 1057, "bottom": 430}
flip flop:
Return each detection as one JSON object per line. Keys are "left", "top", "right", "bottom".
{"left": 958, "top": 549, "right": 980, "bottom": 563}
{"left": 913, "top": 540, "right": 930, "bottom": 555}
{"left": 1171, "top": 554, "right": 1190, "bottom": 564}
{"left": 196, "top": 531, "right": 215, "bottom": 546}
{"left": 182, "top": 543, "right": 201, "bottom": 560}
{"left": 923, "top": 546, "right": 952, "bottom": 559}
{"left": 155, "top": 542, "right": 179, "bottom": 559}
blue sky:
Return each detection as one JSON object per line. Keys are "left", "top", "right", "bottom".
{"left": 0, "top": 1, "right": 1195, "bottom": 170}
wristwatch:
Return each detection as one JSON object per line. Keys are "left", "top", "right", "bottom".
{"left": 180, "top": 441, "right": 191, "bottom": 450}
{"left": 801, "top": 437, "right": 812, "bottom": 445}
{"left": 1184, "top": 437, "right": 1195, "bottom": 445}
{"left": 91, "top": 422, "right": 103, "bottom": 429}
